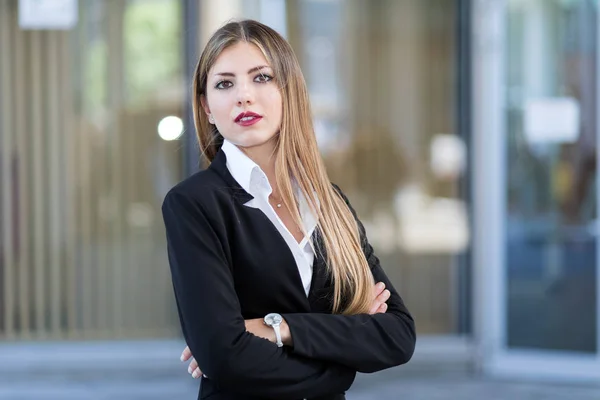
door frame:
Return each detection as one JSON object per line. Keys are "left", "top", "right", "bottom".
{"left": 471, "top": 0, "right": 600, "bottom": 383}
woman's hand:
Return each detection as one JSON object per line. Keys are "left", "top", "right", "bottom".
{"left": 181, "top": 282, "right": 390, "bottom": 378}
{"left": 369, "top": 281, "right": 391, "bottom": 315}
{"left": 180, "top": 346, "right": 205, "bottom": 379}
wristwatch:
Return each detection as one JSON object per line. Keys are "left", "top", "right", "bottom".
{"left": 263, "top": 313, "right": 284, "bottom": 347}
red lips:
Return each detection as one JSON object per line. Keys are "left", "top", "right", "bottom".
{"left": 235, "top": 111, "right": 262, "bottom": 127}
{"left": 235, "top": 111, "right": 262, "bottom": 122}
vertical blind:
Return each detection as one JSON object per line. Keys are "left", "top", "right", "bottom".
{"left": 0, "top": 0, "right": 184, "bottom": 340}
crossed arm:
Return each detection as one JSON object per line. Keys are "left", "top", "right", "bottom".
{"left": 182, "top": 282, "right": 392, "bottom": 378}
{"left": 164, "top": 186, "right": 416, "bottom": 396}
{"left": 163, "top": 190, "right": 356, "bottom": 399}
{"left": 280, "top": 185, "right": 416, "bottom": 373}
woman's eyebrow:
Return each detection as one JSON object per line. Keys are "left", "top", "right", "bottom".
{"left": 213, "top": 65, "right": 271, "bottom": 77}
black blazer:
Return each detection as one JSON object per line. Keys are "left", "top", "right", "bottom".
{"left": 162, "top": 149, "right": 416, "bottom": 400}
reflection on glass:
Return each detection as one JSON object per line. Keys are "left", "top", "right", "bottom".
{"left": 293, "top": 0, "right": 467, "bottom": 334}
{"left": 505, "top": 0, "right": 597, "bottom": 353}
{"left": 0, "top": 0, "right": 184, "bottom": 339}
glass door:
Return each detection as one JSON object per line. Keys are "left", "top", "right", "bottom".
{"left": 289, "top": 0, "right": 469, "bottom": 338}
{"left": 0, "top": 0, "right": 186, "bottom": 340}
{"left": 475, "top": 0, "right": 600, "bottom": 381}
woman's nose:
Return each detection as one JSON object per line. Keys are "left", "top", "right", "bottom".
{"left": 236, "top": 81, "right": 254, "bottom": 105}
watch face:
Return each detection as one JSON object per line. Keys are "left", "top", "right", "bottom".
{"left": 264, "top": 313, "right": 283, "bottom": 326}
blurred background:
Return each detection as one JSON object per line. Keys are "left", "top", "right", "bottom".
{"left": 0, "top": 0, "right": 600, "bottom": 399}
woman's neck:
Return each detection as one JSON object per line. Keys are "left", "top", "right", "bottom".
{"left": 239, "top": 140, "right": 278, "bottom": 192}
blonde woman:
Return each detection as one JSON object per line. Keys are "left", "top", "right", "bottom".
{"left": 162, "top": 19, "right": 416, "bottom": 400}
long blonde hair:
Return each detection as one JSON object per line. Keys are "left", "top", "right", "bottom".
{"left": 192, "top": 20, "right": 374, "bottom": 315}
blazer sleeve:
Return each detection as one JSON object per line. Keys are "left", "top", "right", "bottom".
{"left": 161, "top": 189, "right": 355, "bottom": 399}
{"left": 282, "top": 185, "right": 416, "bottom": 374}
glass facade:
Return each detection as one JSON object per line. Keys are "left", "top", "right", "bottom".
{"left": 0, "top": 0, "right": 185, "bottom": 339}
{"left": 6, "top": 0, "right": 598, "bottom": 385}
{"left": 505, "top": 0, "right": 597, "bottom": 353}
{"left": 290, "top": 0, "right": 469, "bottom": 335}
{"left": 0, "top": 0, "right": 470, "bottom": 341}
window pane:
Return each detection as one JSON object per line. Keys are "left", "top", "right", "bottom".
{"left": 0, "top": 0, "right": 185, "bottom": 339}
{"left": 505, "top": 0, "right": 597, "bottom": 353}
{"left": 293, "top": 0, "right": 467, "bottom": 335}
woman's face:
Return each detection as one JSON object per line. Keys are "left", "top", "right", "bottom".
{"left": 203, "top": 42, "right": 283, "bottom": 151}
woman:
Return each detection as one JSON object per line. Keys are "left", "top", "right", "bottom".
{"left": 162, "top": 19, "right": 416, "bottom": 400}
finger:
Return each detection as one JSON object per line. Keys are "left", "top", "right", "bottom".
{"left": 180, "top": 346, "right": 192, "bottom": 362}
{"left": 376, "top": 289, "right": 391, "bottom": 304}
{"left": 368, "top": 302, "right": 380, "bottom": 315}
{"left": 373, "top": 282, "right": 385, "bottom": 298}
{"left": 188, "top": 358, "right": 198, "bottom": 375}
{"left": 369, "top": 297, "right": 382, "bottom": 314}
{"left": 369, "top": 284, "right": 387, "bottom": 314}
{"left": 377, "top": 303, "right": 388, "bottom": 314}
{"left": 192, "top": 367, "right": 203, "bottom": 379}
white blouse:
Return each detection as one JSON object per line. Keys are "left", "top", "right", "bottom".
{"left": 221, "top": 140, "right": 317, "bottom": 296}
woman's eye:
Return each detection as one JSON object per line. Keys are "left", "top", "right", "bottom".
{"left": 255, "top": 74, "right": 273, "bottom": 83}
{"left": 215, "top": 80, "right": 233, "bottom": 90}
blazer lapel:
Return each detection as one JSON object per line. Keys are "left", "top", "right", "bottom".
{"left": 210, "top": 148, "right": 333, "bottom": 312}
{"left": 208, "top": 149, "right": 253, "bottom": 205}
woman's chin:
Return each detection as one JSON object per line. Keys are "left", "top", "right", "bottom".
{"left": 227, "top": 131, "right": 278, "bottom": 149}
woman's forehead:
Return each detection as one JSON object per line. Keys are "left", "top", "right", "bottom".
{"left": 210, "top": 42, "right": 272, "bottom": 75}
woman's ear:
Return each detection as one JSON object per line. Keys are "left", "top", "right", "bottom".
{"left": 200, "top": 95, "right": 215, "bottom": 124}
{"left": 200, "top": 95, "right": 210, "bottom": 115}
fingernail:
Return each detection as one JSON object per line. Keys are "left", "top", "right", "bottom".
{"left": 188, "top": 366, "right": 192, "bottom": 374}
{"left": 378, "top": 282, "right": 385, "bottom": 289}
{"left": 180, "top": 354, "right": 185, "bottom": 362}
{"left": 192, "top": 370, "right": 200, "bottom": 379}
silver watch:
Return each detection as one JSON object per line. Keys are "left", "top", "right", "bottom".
{"left": 263, "top": 313, "right": 284, "bottom": 347}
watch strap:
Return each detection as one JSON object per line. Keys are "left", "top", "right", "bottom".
{"left": 272, "top": 324, "right": 283, "bottom": 347}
